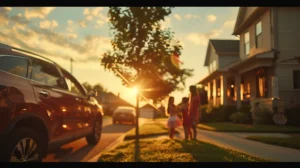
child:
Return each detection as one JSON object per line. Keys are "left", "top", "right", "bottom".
{"left": 166, "top": 96, "right": 181, "bottom": 139}
{"left": 180, "top": 97, "right": 192, "bottom": 140}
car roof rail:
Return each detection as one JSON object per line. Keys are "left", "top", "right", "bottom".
{"left": 0, "top": 42, "right": 56, "bottom": 64}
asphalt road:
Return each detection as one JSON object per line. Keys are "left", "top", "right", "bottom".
{"left": 42, "top": 117, "right": 147, "bottom": 162}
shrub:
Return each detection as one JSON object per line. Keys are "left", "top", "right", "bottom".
{"left": 239, "top": 105, "right": 251, "bottom": 113}
{"left": 229, "top": 112, "right": 251, "bottom": 124}
{"left": 253, "top": 108, "right": 274, "bottom": 125}
{"left": 218, "top": 105, "right": 238, "bottom": 121}
{"left": 286, "top": 106, "right": 300, "bottom": 126}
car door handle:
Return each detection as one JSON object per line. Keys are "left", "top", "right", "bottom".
{"left": 39, "top": 90, "right": 49, "bottom": 97}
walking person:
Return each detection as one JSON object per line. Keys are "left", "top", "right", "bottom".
{"left": 180, "top": 97, "right": 192, "bottom": 140}
{"left": 188, "top": 85, "right": 201, "bottom": 140}
{"left": 166, "top": 96, "right": 181, "bottom": 139}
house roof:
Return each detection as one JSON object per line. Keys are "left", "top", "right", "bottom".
{"left": 96, "top": 91, "right": 134, "bottom": 107}
{"left": 210, "top": 40, "right": 240, "bottom": 54}
{"left": 232, "top": 7, "right": 268, "bottom": 35}
{"left": 204, "top": 39, "right": 240, "bottom": 66}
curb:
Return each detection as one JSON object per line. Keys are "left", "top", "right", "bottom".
{"left": 87, "top": 119, "right": 149, "bottom": 162}
{"left": 87, "top": 133, "right": 126, "bottom": 162}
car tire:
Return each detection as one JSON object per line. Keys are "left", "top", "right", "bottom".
{"left": 1, "top": 127, "right": 44, "bottom": 162}
{"left": 86, "top": 117, "right": 102, "bottom": 145}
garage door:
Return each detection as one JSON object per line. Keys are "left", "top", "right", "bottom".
{"left": 139, "top": 108, "right": 154, "bottom": 119}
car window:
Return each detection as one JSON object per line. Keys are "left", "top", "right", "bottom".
{"left": 0, "top": 56, "right": 28, "bottom": 78}
{"left": 62, "top": 70, "right": 85, "bottom": 96}
{"left": 30, "top": 59, "right": 65, "bottom": 89}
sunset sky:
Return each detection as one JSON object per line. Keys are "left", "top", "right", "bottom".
{"left": 0, "top": 7, "right": 239, "bottom": 106}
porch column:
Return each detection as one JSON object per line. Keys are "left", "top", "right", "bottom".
{"left": 220, "top": 75, "right": 228, "bottom": 105}
{"left": 207, "top": 82, "right": 211, "bottom": 107}
{"left": 213, "top": 79, "right": 217, "bottom": 106}
{"left": 235, "top": 75, "right": 241, "bottom": 109}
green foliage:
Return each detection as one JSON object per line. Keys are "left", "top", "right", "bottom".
{"left": 253, "top": 108, "right": 274, "bottom": 125}
{"left": 200, "top": 105, "right": 238, "bottom": 123}
{"left": 101, "top": 7, "right": 193, "bottom": 101}
{"left": 286, "top": 106, "right": 300, "bottom": 126}
{"left": 239, "top": 105, "right": 251, "bottom": 113}
{"left": 82, "top": 82, "right": 107, "bottom": 93}
{"left": 229, "top": 112, "right": 251, "bottom": 124}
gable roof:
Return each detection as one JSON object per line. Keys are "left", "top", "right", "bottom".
{"left": 140, "top": 103, "right": 156, "bottom": 109}
{"left": 96, "top": 91, "right": 134, "bottom": 107}
{"left": 204, "top": 39, "right": 240, "bottom": 66}
{"left": 232, "top": 7, "right": 268, "bottom": 35}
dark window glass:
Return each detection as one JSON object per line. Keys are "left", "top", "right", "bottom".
{"left": 30, "top": 59, "right": 65, "bottom": 89}
{"left": 293, "top": 71, "right": 300, "bottom": 89}
{"left": 0, "top": 56, "right": 28, "bottom": 78}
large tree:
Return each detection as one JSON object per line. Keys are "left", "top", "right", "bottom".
{"left": 101, "top": 7, "right": 193, "bottom": 101}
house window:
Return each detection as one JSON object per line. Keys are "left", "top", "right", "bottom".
{"left": 244, "top": 32, "right": 250, "bottom": 55}
{"left": 256, "top": 21, "right": 262, "bottom": 48}
{"left": 293, "top": 70, "right": 300, "bottom": 89}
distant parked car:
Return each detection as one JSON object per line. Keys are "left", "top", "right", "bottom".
{"left": 112, "top": 106, "right": 136, "bottom": 125}
{"left": 0, "top": 43, "right": 103, "bottom": 162}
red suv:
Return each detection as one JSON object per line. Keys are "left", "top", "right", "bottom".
{"left": 0, "top": 43, "right": 103, "bottom": 162}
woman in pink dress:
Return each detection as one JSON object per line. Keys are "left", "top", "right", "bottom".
{"left": 166, "top": 96, "right": 181, "bottom": 139}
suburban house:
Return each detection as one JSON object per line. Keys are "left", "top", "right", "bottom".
{"left": 95, "top": 92, "right": 134, "bottom": 115}
{"left": 199, "top": 39, "right": 240, "bottom": 107}
{"left": 139, "top": 103, "right": 159, "bottom": 119}
{"left": 199, "top": 7, "right": 300, "bottom": 111}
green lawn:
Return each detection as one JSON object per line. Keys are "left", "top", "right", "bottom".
{"left": 124, "top": 122, "right": 178, "bottom": 140}
{"left": 197, "top": 122, "right": 300, "bottom": 133}
{"left": 246, "top": 134, "right": 300, "bottom": 150}
{"left": 98, "top": 139, "right": 271, "bottom": 162}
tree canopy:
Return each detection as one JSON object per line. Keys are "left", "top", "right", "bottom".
{"left": 101, "top": 7, "right": 193, "bottom": 101}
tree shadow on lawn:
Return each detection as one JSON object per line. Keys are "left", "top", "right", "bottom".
{"left": 175, "top": 139, "right": 268, "bottom": 162}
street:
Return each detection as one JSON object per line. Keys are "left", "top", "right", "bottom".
{"left": 42, "top": 117, "right": 147, "bottom": 162}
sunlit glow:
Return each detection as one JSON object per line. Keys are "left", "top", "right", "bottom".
{"left": 61, "top": 107, "right": 67, "bottom": 112}
{"left": 62, "top": 124, "right": 67, "bottom": 128}
{"left": 231, "top": 84, "right": 234, "bottom": 88}
{"left": 132, "top": 86, "right": 139, "bottom": 95}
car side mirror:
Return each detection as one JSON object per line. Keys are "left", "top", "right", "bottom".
{"left": 87, "top": 90, "right": 98, "bottom": 100}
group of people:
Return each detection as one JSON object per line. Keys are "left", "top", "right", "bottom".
{"left": 166, "top": 85, "right": 201, "bottom": 140}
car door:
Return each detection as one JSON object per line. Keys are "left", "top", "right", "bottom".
{"left": 60, "top": 68, "right": 93, "bottom": 137}
{"left": 28, "top": 58, "right": 82, "bottom": 143}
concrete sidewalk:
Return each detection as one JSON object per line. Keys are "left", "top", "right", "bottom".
{"left": 155, "top": 119, "right": 300, "bottom": 162}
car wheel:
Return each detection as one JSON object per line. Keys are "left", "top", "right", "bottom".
{"left": 86, "top": 118, "right": 102, "bottom": 145}
{"left": 2, "top": 127, "right": 43, "bottom": 162}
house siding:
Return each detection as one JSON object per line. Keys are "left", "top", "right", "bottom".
{"left": 208, "top": 45, "right": 219, "bottom": 73}
{"left": 275, "top": 7, "right": 300, "bottom": 107}
{"left": 240, "top": 10, "right": 272, "bottom": 59}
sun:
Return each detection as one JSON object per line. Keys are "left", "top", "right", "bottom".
{"left": 132, "top": 86, "right": 139, "bottom": 95}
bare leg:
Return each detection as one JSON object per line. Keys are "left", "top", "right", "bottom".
{"left": 170, "top": 128, "right": 175, "bottom": 139}
{"left": 191, "top": 124, "right": 197, "bottom": 140}
{"left": 183, "top": 126, "right": 188, "bottom": 140}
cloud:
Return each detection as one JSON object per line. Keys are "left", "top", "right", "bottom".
{"left": 207, "top": 14, "right": 217, "bottom": 22}
{"left": 80, "top": 7, "right": 108, "bottom": 29}
{"left": 0, "top": 17, "right": 111, "bottom": 65}
{"left": 67, "top": 20, "right": 73, "bottom": 25}
{"left": 184, "top": 14, "right": 200, "bottom": 19}
{"left": 173, "top": 14, "right": 181, "bottom": 21}
{"left": 39, "top": 20, "right": 59, "bottom": 29}
{"left": 79, "top": 20, "right": 87, "bottom": 28}
{"left": 85, "top": 15, "right": 93, "bottom": 21}
{"left": 24, "top": 7, "right": 56, "bottom": 19}
{"left": 223, "top": 20, "right": 236, "bottom": 28}
{"left": 186, "top": 29, "right": 223, "bottom": 46}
